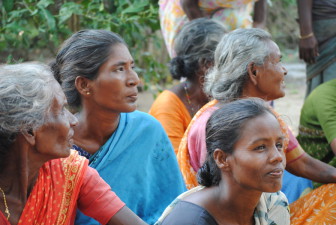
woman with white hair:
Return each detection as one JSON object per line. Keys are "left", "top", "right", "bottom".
{"left": 177, "top": 28, "right": 336, "bottom": 224}
{"left": 0, "top": 63, "right": 146, "bottom": 225}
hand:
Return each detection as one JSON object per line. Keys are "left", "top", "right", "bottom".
{"left": 181, "top": 0, "right": 204, "bottom": 20}
{"left": 299, "top": 35, "right": 319, "bottom": 64}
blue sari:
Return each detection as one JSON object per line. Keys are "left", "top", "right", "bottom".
{"left": 75, "top": 111, "right": 187, "bottom": 225}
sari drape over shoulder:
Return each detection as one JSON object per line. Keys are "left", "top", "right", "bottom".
{"left": 75, "top": 111, "right": 186, "bottom": 225}
{"left": 0, "top": 151, "right": 87, "bottom": 225}
{"left": 178, "top": 100, "right": 312, "bottom": 203}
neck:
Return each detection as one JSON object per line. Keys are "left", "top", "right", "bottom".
{"left": 73, "top": 105, "right": 121, "bottom": 153}
{"left": 0, "top": 137, "right": 44, "bottom": 198}
{"left": 173, "top": 78, "right": 209, "bottom": 117}
{"left": 207, "top": 181, "right": 261, "bottom": 225}
{"left": 0, "top": 136, "right": 46, "bottom": 223}
{"left": 242, "top": 82, "right": 272, "bottom": 101}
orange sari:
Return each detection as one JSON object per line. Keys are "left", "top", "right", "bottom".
{"left": 290, "top": 183, "right": 336, "bottom": 224}
{"left": 0, "top": 150, "right": 87, "bottom": 225}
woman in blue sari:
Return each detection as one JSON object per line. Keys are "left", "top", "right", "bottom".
{"left": 51, "top": 29, "right": 186, "bottom": 225}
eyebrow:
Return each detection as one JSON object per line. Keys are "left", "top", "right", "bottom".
{"left": 112, "top": 60, "right": 134, "bottom": 67}
{"left": 249, "top": 136, "right": 285, "bottom": 145}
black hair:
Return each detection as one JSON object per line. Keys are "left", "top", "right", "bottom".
{"left": 197, "top": 98, "right": 275, "bottom": 186}
{"left": 169, "top": 18, "right": 226, "bottom": 80}
{"left": 50, "top": 29, "right": 126, "bottom": 107}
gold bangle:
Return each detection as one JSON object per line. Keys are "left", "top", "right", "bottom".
{"left": 299, "top": 32, "right": 314, "bottom": 40}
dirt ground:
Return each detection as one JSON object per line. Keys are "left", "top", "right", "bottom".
{"left": 137, "top": 62, "right": 307, "bottom": 136}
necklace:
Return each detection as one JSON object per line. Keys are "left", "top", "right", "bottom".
{"left": 183, "top": 82, "right": 196, "bottom": 115}
{"left": 0, "top": 187, "right": 10, "bottom": 219}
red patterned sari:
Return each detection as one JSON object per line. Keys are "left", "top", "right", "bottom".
{"left": 0, "top": 150, "right": 87, "bottom": 225}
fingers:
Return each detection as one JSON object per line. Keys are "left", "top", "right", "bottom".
{"left": 298, "top": 36, "right": 319, "bottom": 64}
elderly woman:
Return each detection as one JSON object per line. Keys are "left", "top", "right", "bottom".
{"left": 51, "top": 30, "right": 186, "bottom": 225}
{"left": 177, "top": 28, "right": 336, "bottom": 224}
{"left": 0, "top": 63, "right": 146, "bottom": 225}
{"left": 149, "top": 18, "right": 226, "bottom": 153}
{"left": 156, "top": 98, "right": 290, "bottom": 225}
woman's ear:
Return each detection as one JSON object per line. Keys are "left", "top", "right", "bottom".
{"left": 75, "top": 76, "right": 92, "bottom": 96}
{"left": 213, "top": 148, "right": 230, "bottom": 171}
{"left": 247, "top": 62, "right": 258, "bottom": 86}
{"left": 21, "top": 129, "right": 36, "bottom": 146}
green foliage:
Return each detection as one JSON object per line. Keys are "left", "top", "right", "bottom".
{"left": 0, "top": 0, "right": 169, "bottom": 89}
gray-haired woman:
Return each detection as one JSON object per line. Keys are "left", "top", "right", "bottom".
{"left": 0, "top": 63, "right": 146, "bottom": 225}
{"left": 179, "top": 28, "right": 336, "bottom": 205}
{"left": 149, "top": 18, "right": 226, "bottom": 153}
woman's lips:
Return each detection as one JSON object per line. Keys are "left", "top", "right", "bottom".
{"left": 281, "top": 80, "right": 286, "bottom": 88}
{"left": 127, "top": 94, "right": 138, "bottom": 102}
{"left": 267, "top": 168, "right": 284, "bottom": 178}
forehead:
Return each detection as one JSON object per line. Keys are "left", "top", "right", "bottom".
{"left": 107, "top": 44, "right": 132, "bottom": 62}
{"left": 266, "top": 41, "right": 281, "bottom": 61}
{"left": 239, "top": 112, "right": 282, "bottom": 141}
{"left": 49, "top": 81, "right": 66, "bottom": 110}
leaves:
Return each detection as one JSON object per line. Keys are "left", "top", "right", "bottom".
{"left": 1, "top": 0, "right": 168, "bottom": 90}
{"left": 58, "top": 2, "right": 83, "bottom": 24}
{"left": 3, "top": 0, "right": 14, "bottom": 12}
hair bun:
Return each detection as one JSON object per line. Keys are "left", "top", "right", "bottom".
{"left": 169, "top": 56, "right": 186, "bottom": 80}
{"left": 197, "top": 162, "right": 213, "bottom": 187}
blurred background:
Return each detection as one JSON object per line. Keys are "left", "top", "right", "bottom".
{"left": 0, "top": 0, "right": 305, "bottom": 134}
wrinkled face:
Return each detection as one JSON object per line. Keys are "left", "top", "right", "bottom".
{"left": 227, "top": 112, "right": 286, "bottom": 193}
{"left": 34, "top": 81, "right": 78, "bottom": 159}
{"left": 88, "top": 43, "right": 139, "bottom": 113}
{"left": 254, "top": 41, "right": 287, "bottom": 101}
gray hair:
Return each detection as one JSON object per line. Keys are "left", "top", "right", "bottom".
{"left": 169, "top": 18, "right": 226, "bottom": 80}
{"left": 0, "top": 62, "right": 55, "bottom": 151}
{"left": 204, "top": 28, "right": 272, "bottom": 101}
{"left": 51, "top": 29, "right": 126, "bottom": 108}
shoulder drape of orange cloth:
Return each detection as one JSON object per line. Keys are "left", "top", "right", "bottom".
{"left": 0, "top": 151, "right": 88, "bottom": 225}
{"left": 290, "top": 183, "right": 336, "bottom": 224}
{"left": 149, "top": 90, "right": 191, "bottom": 154}
{"left": 177, "top": 100, "right": 218, "bottom": 189}
{"left": 18, "top": 150, "right": 87, "bottom": 225}
{"left": 177, "top": 99, "right": 300, "bottom": 189}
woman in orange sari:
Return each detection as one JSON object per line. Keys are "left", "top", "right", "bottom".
{"left": 0, "top": 63, "right": 146, "bottom": 225}
{"left": 177, "top": 28, "right": 336, "bottom": 223}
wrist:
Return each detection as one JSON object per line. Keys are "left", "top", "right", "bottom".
{"left": 299, "top": 32, "right": 314, "bottom": 40}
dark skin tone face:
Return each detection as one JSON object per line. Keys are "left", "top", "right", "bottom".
{"left": 226, "top": 112, "right": 286, "bottom": 193}
{"left": 86, "top": 43, "right": 139, "bottom": 113}
{"left": 251, "top": 41, "right": 288, "bottom": 101}
{"left": 33, "top": 81, "right": 78, "bottom": 160}
{"left": 73, "top": 43, "right": 140, "bottom": 153}
{"left": 184, "top": 112, "right": 286, "bottom": 225}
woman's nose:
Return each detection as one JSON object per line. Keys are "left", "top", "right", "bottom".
{"left": 282, "top": 65, "right": 288, "bottom": 76}
{"left": 269, "top": 146, "right": 285, "bottom": 164}
{"left": 67, "top": 110, "right": 78, "bottom": 127}
{"left": 127, "top": 70, "right": 140, "bottom": 87}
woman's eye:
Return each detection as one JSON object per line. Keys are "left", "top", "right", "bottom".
{"left": 115, "top": 67, "right": 124, "bottom": 72}
{"left": 254, "top": 145, "right": 266, "bottom": 151}
{"left": 276, "top": 142, "right": 283, "bottom": 150}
